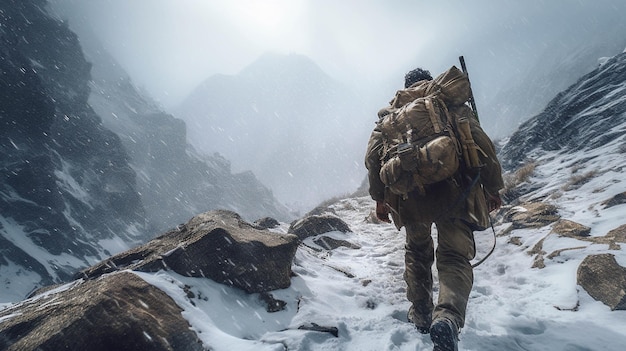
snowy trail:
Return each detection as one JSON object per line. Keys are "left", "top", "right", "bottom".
{"left": 135, "top": 190, "right": 626, "bottom": 350}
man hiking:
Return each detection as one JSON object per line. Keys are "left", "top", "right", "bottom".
{"left": 365, "top": 66, "right": 504, "bottom": 351}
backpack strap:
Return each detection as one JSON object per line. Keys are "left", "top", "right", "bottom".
{"left": 424, "top": 97, "right": 442, "bottom": 134}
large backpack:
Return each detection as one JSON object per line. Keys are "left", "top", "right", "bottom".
{"left": 378, "top": 66, "right": 479, "bottom": 196}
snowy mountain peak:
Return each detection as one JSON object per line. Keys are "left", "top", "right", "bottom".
{"left": 500, "top": 51, "right": 626, "bottom": 170}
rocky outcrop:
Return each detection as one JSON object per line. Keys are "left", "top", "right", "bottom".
{"left": 254, "top": 217, "right": 281, "bottom": 229}
{"left": 577, "top": 254, "right": 626, "bottom": 310}
{"left": 0, "top": 272, "right": 204, "bottom": 351}
{"left": 502, "top": 202, "right": 560, "bottom": 232}
{"left": 499, "top": 51, "right": 626, "bottom": 170}
{"left": 0, "top": 0, "right": 293, "bottom": 302}
{"left": 71, "top": 14, "right": 293, "bottom": 233}
{"left": 0, "top": 0, "right": 147, "bottom": 298}
{"left": 551, "top": 219, "right": 591, "bottom": 238}
{"left": 77, "top": 210, "right": 299, "bottom": 293}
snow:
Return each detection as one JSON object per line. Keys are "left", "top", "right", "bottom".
{"left": 0, "top": 260, "right": 43, "bottom": 303}
{"left": 118, "top": 53, "right": 626, "bottom": 349}
{"left": 127, "top": 167, "right": 624, "bottom": 351}
{"left": 0, "top": 217, "right": 86, "bottom": 283}
{"left": 2, "top": 147, "right": 625, "bottom": 350}
{"left": 2, "top": 61, "right": 625, "bottom": 349}
{"left": 106, "top": 123, "right": 625, "bottom": 350}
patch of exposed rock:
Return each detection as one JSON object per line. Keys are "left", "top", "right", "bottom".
{"left": 577, "top": 254, "right": 626, "bottom": 310}
{"left": 288, "top": 214, "right": 352, "bottom": 240}
{"left": 0, "top": 272, "right": 204, "bottom": 351}
{"left": 501, "top": 202, "right": 561, "bottom": 234}
{"left": 602, "top": 191, "right": 626, "bottom": 209}
{"left": 551, "top": 219, "right": 591, "bottom": 238}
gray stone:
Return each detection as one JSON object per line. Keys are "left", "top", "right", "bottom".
{"left": 552, "top": 219, "right": 591, "bottom": 237}
{"left": 288, "top": 214, "right": 352, "bottom": 240}
{"left": 0, "top": 272, "right": 204, "bottom": 351}
{"left": 603, "top": 191, "right": 626, "bottom": 209}
{"left": 504, "top": 202, "right": 560, "bottom": 229}
{"left": 577, "top": 254, "right": 626, "bottom": 310}
{"left": 254, "top": 217, "right": 281, "bottom": 229}
{"left": 313, "top": 236, "right": 361, "bottom": 250}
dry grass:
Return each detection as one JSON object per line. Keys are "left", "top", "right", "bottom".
{"left": 502, "top": 161, "right": 537, "bottom": 193}
{"left": 561, "top": 170, "right": 598, "bottom": 191}
{"left": 500, "top": 160, "right": 537, "bottom": 203}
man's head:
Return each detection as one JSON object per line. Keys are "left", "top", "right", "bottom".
{"left": 404, "top": 68, "right": 432, "bottom": 88}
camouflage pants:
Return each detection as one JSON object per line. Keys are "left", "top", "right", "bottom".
{"left": 404, "top": 218, "right": 476, "bottom": 330}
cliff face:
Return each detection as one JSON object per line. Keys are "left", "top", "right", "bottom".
{"left": 0, "top": 0, "right": 291, "bottom": 302}
{"left": 77, "top": 19, "right": 293, "bottom": 233}
{"left": 1, "top": 0, "right": 147, "bottom": 298}
{"left": 499, "top": 51, "right": 626, "bottom": 170}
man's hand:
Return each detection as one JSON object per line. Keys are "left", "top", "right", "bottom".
{"left": 487, "top": 193, "right": 502, "bottom": 212}
{"left": 376, "top": 201, "right": 391, "bottom": 223}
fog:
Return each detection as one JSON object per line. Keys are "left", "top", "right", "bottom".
{"left": 48, "top": 0, "right": 626, "bottom": 211}
{"left": 52, "top": 0, "right": 626, "bottom": 122}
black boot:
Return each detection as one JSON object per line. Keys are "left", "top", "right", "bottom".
{"left": 407, "top": 305, "right": 431, "bottom": 334}
{"left": 430, "top": 318, "right": 458, "bottom": 351}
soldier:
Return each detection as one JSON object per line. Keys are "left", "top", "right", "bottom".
{"left": 365, "top": 67, "right": 504, "bottom": 351}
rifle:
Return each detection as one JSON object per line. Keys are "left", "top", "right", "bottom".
{"left": 459, "top": 56, "right": 480, "bottom": 124}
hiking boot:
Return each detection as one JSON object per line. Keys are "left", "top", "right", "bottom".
{"left": 430, "top": 318, "right": 458, "bottom": 351}
{"left": 407, "top": 305, "right": 430, "bottom": 334}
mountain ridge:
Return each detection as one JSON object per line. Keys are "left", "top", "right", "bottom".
{"left": 173, "top": 52, "right": 371, "bottom": 211}
{"left": 0, "top": 0, "right": 292, "bottom": 302}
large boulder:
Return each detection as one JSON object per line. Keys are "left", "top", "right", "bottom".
{"left": 577, "top": 254, "right": 626, "bottom": 310}
{"left": 76, "top": 210, "right": 299, "bottom": 293}
{"left": 0, "top": 272, "right": 204, "bottom": 351}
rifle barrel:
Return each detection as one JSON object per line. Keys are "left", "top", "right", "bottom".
{"left": 459, "top": 56, "right": 480, "bottom": 123}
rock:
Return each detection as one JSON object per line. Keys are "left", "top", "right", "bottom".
{"left": 603, "top": 191, "right": 626, "bottom": 208}
{"left": 76, "top": 210, "right": 299, "bottom": 293}
{"left": 297, "top": 323, "right": 339, "bottom": 337}
{"left": 577, "top": 254, "right": 626, "bottom": 310}
{"left": 254, "top": 217, "right": 281, "bottom": 229}
{"left": 0, "top": 272, "right": 204, "bottom": 351}
{"left": 313, "top": 236, "right": 361, "bottom": 250}
{"left": 288, "top": 215, "right": 352, "bottom": 240}
{"left": 551, "top": 219, "right": 591, "bottom": 237}
{"left": 606, "top": 224, "right": 626, "bottom": 243}
{"left": 504, "top": 202, "right": 560, "bottom": 229}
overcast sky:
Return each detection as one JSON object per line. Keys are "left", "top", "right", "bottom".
{"left": 44, "top": 0, "right": 626, "bottom": 210}
{"left": 50, "top": 0, "right": 626, "bottom": 109}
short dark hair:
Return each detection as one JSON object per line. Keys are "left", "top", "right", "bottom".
{"left": 404, "top": 68, "right": 432, "bottom": 88}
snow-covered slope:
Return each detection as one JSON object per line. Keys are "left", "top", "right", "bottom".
{"left": 65, "top": 188, "right": 622, "bottom": 351}
{"left": 0, "top": 0, "right": 292, "bottom": 304}
{"left": 49, "top": 49, "right": 624, "bottom": 350}
{"left": 1, "top": 0, "right": 148, "bottom": 302}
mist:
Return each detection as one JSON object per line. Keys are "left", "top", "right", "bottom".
{"left": 48, "top": 0, "right": 626, "bottom": 212}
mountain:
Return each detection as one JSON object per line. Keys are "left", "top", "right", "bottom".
{"left": 477, "top": 10, "right": 626, "bottom": 139}
{"left": 2, "top": 7, "right": 626, "bottom": 349}
{"left": 173, "top": 53, "right": 372, "bottom": 212}
{"left": 0, "top": 0, "right": 291, "bottom": 303}
{"left": 499, "top": 49, "right": 626, "bottom": 171}
{"left": 0, "top": 0, "right": 149, "bottom": 301}
{"left": 78, "top": 27, "right": 293, "bottom": 233}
